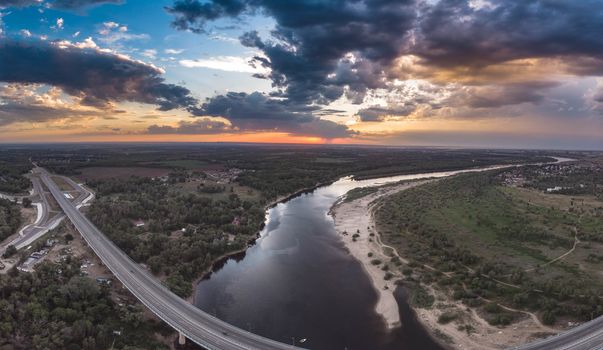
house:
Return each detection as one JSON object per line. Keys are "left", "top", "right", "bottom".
{"left": 96, "top": 277, "right": 112, "bottom": 286}
{"left": 546, "top": 186, "right": 564, "bottom": 193}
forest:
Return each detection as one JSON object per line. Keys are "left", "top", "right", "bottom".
{"left": 87, "top": 176, "right": 265, "bottom": 298}
{"left": 0, "top": 260, "right": 168, "bottom": 350}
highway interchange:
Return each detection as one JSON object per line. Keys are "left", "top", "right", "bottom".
{"left": 0, "top": 168, "right": 92, "bottom": 255}
{"left": 1, "top": 166, "right": 600, "bottom": 350}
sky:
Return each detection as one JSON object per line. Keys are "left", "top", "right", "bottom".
{"left": 0, "top": 0, "right": 601, "bottom": 150}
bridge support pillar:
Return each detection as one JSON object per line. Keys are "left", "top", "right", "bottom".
{"left": 178, "top": 332, "right": 186, "bottom": 345}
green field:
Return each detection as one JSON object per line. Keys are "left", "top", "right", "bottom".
{"left": 375, "top": 168, "right": 603, "bottom": 326}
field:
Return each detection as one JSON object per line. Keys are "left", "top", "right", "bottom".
{"left": 374, "top": 164, "right": 603, "bottom": 328}
{"left": 51, "top": 175, "right": 75, "bottom": 191}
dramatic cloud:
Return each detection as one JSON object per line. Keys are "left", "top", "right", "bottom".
{"left": 444, "top": 81, "right": 559, "bottom": 109}
{"left": 167, "top": 0, "right": 603, "bottom": 116}
{"left": 194, "top": 91, "right": 355, "bottom": 138}
{"left": 168, "top": 0, "right": 417, "bottom": 106}
{"left": 0, "top": 38, "right": 199, "bottom": 113}
{"left": 148, "top": 118, "right": 232, "bottom": 134}
{"left": 415, "top": 0, "right": 603, "bottom": 71}
{"left": 0, "top": 84, "right": 101, "bottom": 126}
{"left": 357, "top": 105, "right": 416, "bottom": 122}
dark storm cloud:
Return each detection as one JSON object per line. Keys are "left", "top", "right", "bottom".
{"left": 195, "top": 91, "right": 355, "bottom": 138}
{"left": 166, "top": 0, "right": 249, "bottom": 33}
{"left": 169, "top": 0, "right": 417, "bottom": 105}
{"left": 445, "top": 81, "right": 559, "bottom": 109}
{"left": 169, "top": 0, "right": 603, "bottom": 92}
{"left": 0, "top": 38, "right": 199, "bottom": 112}
{"left": 415, "top": 0, "right": 603, "bottom": 70}
{"left": 0, "top": 0, "right": 121, "bottom": 8}
{"left": 147, "top": 119, "right": 232, "bottom": 134}
{"left": 357, "top": 105, "right": 416, "bottom": 122}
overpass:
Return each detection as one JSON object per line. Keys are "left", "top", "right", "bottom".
{"left": 39, "top": 169, "right": 303, "bottom": 350}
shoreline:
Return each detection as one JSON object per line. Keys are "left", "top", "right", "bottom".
{"left": 330, "top": 180, "right": 430, "bottom": 330}
{"left": 330, "top": 179, "right": 561, "bottom": 349}
{"left": 188, "top": 180, "right": 334, "bottom": 304}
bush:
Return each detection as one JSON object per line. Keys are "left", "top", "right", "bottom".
{"left": 2, "top": 244, "right": 16, "bottom": 258}
{"left": 411, "top": 285, "right": 435, "bottom": 308}
{"left": 542, "top": 310, "right": 556, "bottom": 325}
{"left": 484, "top": 302, "right": 501, "bottom": 313}
{"left": 438, "top": 311, "right": 458, "bottom": 324}
{"left": 22, "top": 197, "right": 32, "bottom": 208}
{"left": 488, "top": 314, "right": 511, "bottom": 326}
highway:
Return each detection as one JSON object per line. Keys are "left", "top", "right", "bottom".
{"left": 1, "top": 169, "right": 92, "bottom": 253}
{"left": 512, "top": 316, "right": 603, "bottom": 350}
{"left": 38, "top": 168, "right": 303, "bottom": 350}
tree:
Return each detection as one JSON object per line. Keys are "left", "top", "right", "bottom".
{"left": 542, "top": 311, "right": 557, "bottom": 325}
{"left": 22, "top": 197, "right": 32, "bottom": 208}
{"left": 2, "top": 245, "right": 16, "bottom": 258}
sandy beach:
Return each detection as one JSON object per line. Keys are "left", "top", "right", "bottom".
{"left": 330, "top": 180, "right": 558, "bottom": 349}
{"left": 330, "top": 180, "right": 430, "bottom": 329}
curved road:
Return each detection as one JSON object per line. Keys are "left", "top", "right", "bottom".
{"left": 512, "top": 316, "right": 603, "bottom": 350}
{"left": 1, "top": 169, "right": 91, "bottom": 253}
{"left": 39, "top": 168, "right": 303, "bottom": 350}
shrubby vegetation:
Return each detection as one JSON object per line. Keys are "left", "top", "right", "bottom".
{"left": 375, "top": 168, "right": 603, "bottom": 325}
{"left": 0, "top": 261, "right": 167, "bottom": 350}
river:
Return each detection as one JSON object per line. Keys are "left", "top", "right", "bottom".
{"left": 194, "top": 160, "right": 568, "bottom": 349}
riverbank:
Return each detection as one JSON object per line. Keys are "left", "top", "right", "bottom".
{"left": 330, "top": 178, "right": 560, "bottom": 349}
{"left": 189, "top": 180, "right": 334, "bottom": 304}
{"left": 330, "top": 180, "right": 431, "bottom": 329}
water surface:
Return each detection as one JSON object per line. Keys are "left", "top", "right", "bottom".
{"left": 194, "top": 164, "right": 545, "bottom": 349}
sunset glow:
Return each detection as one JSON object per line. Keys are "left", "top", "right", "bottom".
{"left": 0, "top": 0, "right": 601, "bottom": 149}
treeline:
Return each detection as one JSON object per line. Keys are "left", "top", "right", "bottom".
{"left": 0, "top": 260, "right": 167, "bottom": 350}
{"left": 87, "top": 176, "right": 265, "bottom": 297}
{"left": 0, "top": 199, "right": 21, "bottom": 242}
{"left": 235, "top": 149, "right": 549, "bottom": 200}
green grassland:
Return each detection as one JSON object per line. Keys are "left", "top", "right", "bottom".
{"left": 375, "top": 169, "right": 603, "bottom": 326}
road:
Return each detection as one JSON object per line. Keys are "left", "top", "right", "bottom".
{"left": 38, "top": 168, "right": 303, "bottom": 350}
{"left": 512, "top": 316, "right": 603, "bottom": 350}
{"left": 1, "top": 169, "right": 92, "bottom": 254}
